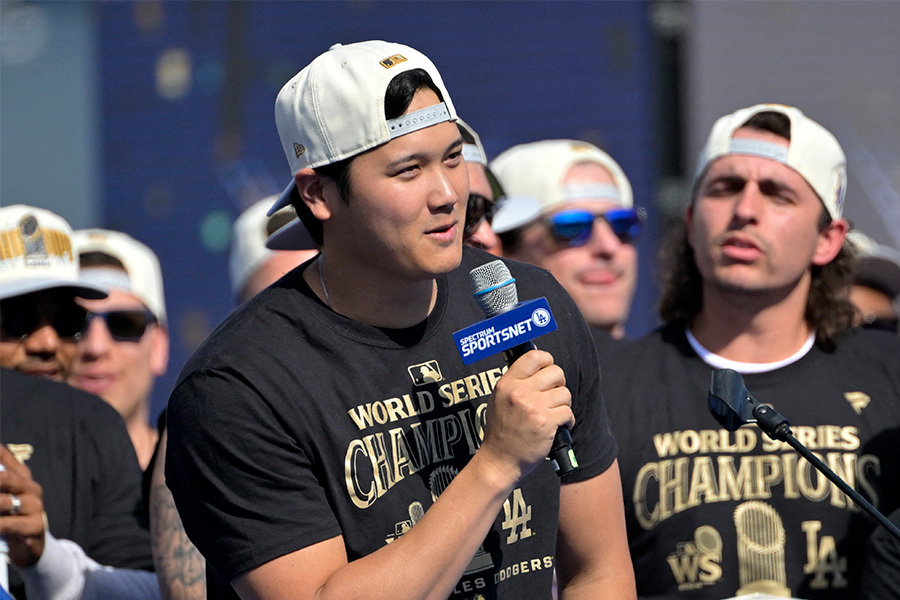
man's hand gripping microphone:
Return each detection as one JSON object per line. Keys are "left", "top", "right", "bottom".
{"left": 453, "top": 259, "right": 578, "bottom": 476}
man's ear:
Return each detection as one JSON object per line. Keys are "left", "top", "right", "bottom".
{"left": 295, "top": 169, "right": 333, "bottom": 222}
{"left": 149, "top": 326, "right": 169, "bottom": 377}
{"left": 813, "top": 217, "right": 849, "bottom": 266}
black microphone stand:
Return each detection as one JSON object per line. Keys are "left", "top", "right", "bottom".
{"left": 752, "top": 403, "right": 900, "bottom": 542}
{"left": 709, "top": 368, "right": 900, "bottom": 543}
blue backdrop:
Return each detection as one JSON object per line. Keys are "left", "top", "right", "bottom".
{"left": 95, "top": 1, "right": 665, "bottom": 422}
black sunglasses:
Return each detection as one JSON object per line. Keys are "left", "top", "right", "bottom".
{"left": 82, "top": 309, "right": 158, "bottom": 342}
{"left": 464, "top": 194, "right": 496, "bottom": 237}
{"left": 0, "top": 299, "right": 88, "bottom": 341}
{"left": 545, "top": 207, "right": 645, "bottom": 248}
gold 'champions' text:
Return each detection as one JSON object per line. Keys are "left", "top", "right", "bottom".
{"left": 633, "top": 427, "right": 880, "bottom": 530}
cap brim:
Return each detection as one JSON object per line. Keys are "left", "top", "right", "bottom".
{"left": 491, "top": 196, "right": 544, "bottom": 234}
{"left": 266, "top": 218, "right": 317, "bottom": 251}
{"left": 267, "top": 181, "right": 295, "bottom": 217}
{"left": 0, "top": 278, "right": 108, "bottom": 301}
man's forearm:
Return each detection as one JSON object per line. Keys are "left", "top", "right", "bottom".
{"left": 150, "top": 432, "right": 206, "bottom": 600}
{"left": 236, "top": 451, "right": 520, "bottom": 600}
{"left": 20, "top": 532, "right": 160, "bottom": 600}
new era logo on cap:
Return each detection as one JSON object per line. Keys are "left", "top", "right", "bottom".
{"left": 380, "top": 54, "right": 408, "bottom": 69}
{"left": 275, "top": 41, "right": 456, "bottom": 177}
{"left": 267, "top": 40, "right": 458, "bottom": 239}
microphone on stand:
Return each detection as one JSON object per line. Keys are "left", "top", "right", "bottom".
{"left": 453, "top": 259, "right": 578, "bottom": 476}
{"left": 708, "top": 368, "right": 900, "bottom": 542}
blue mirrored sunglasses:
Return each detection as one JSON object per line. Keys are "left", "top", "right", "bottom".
{"left": 546, "top": 207, "right": 645, "bottom": 248}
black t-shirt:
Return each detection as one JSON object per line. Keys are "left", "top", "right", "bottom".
{"left": 601, "top": 324, "right": 900, "bottom": 599}
{"left": 859, "top": 506, "right": 900, "bottom": 600}
{"left": 166, "top": 248, "right": 618, "bottom": 599}
{"left": 590, "top": 326, "right": 626, "bottom": 359}
{"left": 0, "top": 368, "right": 154, "bottom": 599}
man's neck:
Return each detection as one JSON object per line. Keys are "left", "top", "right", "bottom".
{"left": 125, "top": 413, "right": 158, "bottom": 471}
{"left": 690, "top": 281, "right": 813, "bottom": 363}
{"left": 303, "top": 255, "right": 438, "bottom": 329}
{"left": 608, "top": 322, "right": 626, "bottom": 340}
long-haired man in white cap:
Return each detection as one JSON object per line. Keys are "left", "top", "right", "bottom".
{"left": 600, "top": 104, "right": 900, "bottom": 598}
{"left": 166, "top": 40, "right": 634, "bottom": 600}
{"left": 490, "top": 140, "right": 644, "bottom": 354}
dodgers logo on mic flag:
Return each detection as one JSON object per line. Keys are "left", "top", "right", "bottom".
{"left": 453, "top": 297, "right": 557, "bottom": 365}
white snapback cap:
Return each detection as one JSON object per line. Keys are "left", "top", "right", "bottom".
{"left": 73, "top": 228, "right": 167, "bottom": 325}
{"left": 0, "top": 205, "right": 107, "bottom": 301}
{"left": 694, "top": 103, "right": 847, "bottom": 219}
{"left": 268, "top": 40, "right": 457, "bottom": 219}
{"left": 231, "top": 197, "right": 316, "bottom": 297}
{"left": 490, "top": 196, "right": 544, "bottom": 234}
{"left": 489, "top": 139, "right": 633, "bottom": 232}
{"left": 457, "top": 118, "right": 487, "bottom": 166}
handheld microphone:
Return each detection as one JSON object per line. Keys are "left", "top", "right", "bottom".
{"left": 708, "top": 368, "right": 900, "bottom": 542}
{"left": 455, "top": 259, "right": 578, "bottom": 476}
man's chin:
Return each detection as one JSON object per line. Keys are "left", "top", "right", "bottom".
{"left": 19, "top": 366, "right": 65, "bottom": 382}
{"left": 429, "top": 246, "right": 464, "bottom": 276}
{"left": 582, "top": 308, "right": 627, "bottom": 332}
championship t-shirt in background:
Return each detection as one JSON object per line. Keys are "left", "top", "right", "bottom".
{"left": 602, "top": 324, "right": 900, "bottom": 599}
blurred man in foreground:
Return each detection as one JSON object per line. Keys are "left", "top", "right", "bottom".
{"left": 0, "top": 205, "right": 154, "bottom": 599}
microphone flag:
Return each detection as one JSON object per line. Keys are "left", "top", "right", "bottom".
{"left": 453, "top": 297, "right": 557, "bottom": 365}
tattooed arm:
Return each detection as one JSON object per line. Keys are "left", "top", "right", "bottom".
{"left": 150, "top": 430, "right": 206, "bottom": 600}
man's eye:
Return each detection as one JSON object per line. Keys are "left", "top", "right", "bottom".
{"left": 394, "top": 164, "right": 418, "bottom": 176}
{"left": 706, "top": 180, "right": 741, "bottom": 196}
{"left": 759, "top": 182, "right": 795, "bottom": 203}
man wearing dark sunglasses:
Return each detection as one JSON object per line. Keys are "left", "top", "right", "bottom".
{"left": 490, "top": 140, "right": 642, "bottom": 351}
{"left": 0, "top": 205, "right": 155, "bottom": 599}
{"left": 0, "top": 206, "right": 107, "bottom": 381}
{"left": 458, "top": 119, "right": 502, "bottom": 255}
{"left": 69, "top": 228, "right": 169, "bottom": 472}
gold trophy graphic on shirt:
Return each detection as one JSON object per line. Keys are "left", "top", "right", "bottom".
{"left": 734, "top": 501, "right": 790, "bottom": 597}
{"left": 430, "top": 465, "right": 495, "bottom": 574}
